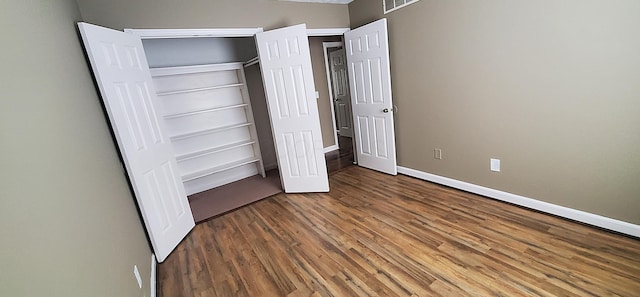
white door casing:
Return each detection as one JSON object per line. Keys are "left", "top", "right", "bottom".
{"left": 344, "top": 19, "right": 398, "bottom": 175}
{"left": 255, "top": 24, "right": 330, "bottom": 192}
{"left": 329, "top": 49, "right": 353, "bottom": 138}
{"left": 78, "top": 23, "right": 194, "bottom": 262}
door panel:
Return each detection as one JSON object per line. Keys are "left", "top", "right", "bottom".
{"left": 78, "top": 22, "right": 194, "bottom": 262}
{"left": 329, "top": 49, "right": 353, "bottom": 137}
{"left": 344, "top": 19, "right": 397, "bottom": 175}
{"left": 255, "top": 24, "right": 329, "bottom": 193}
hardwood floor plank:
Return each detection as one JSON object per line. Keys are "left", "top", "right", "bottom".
{"left": 232, "top": 212, "right": 298, "bottom": 294}
{"left": 158, "top": 166, "right": 640, "bottom": 296}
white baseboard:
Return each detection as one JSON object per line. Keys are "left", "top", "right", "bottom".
{"left": 150, "top": 254, "right": 157, "bottom": 297}
{"left": 324, "top": 144, "right": 339, "bottom": 153}
{"left": 397, "top": 166, "right": 640, "bottom": 238}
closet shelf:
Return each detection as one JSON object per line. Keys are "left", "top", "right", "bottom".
{"left": 182, "top": 157, "right": 262, "bottom": 182}
{"left": 151, "top": 59, "right": 265, "bottom": 195}
{"left": 164, "top": 103, "right": 249, "bottom": 119}
{"left": 157, "top": 83, "right": 244, "bottom": 96}
{"left": 170, "top": 122, "right": 252, "bottom": 141}
{"left": 150, "top": 62, "right": 245, "bottom": 76}
{"left": 176, "top": 140, "right": 256, "bottom": 162}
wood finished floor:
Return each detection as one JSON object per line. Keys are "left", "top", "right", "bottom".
{"left": 325, "top": 136, "right": 354, "bottom": 175}
{"left": 158, "top": 166, "right": 640, "bottom": 296}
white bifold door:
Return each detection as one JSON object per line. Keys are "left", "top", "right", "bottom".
{"left": 78, "top": 23, "right": 194, "bottom": 263}
{"left": 255, "top": 24, "right": 330, "bottom": 192}
{"left": 345, "top": 19, "right": 397, "bottom": 175}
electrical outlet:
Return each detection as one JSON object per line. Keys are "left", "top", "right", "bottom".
{"left": 434, "top": 148, "right": 442, "bottom": 160}
{"left": 490, "top": 158, "right": 501, "bottom": 172}
{"left": 134, "top": 265, "right": 142, "bottom": 289}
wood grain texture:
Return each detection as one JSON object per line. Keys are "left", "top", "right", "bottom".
{"left": 325, "top": 136, "right": 354, "bottom": 175}
{"left": 158, "top": 166, "right": 640, "bottom": 296}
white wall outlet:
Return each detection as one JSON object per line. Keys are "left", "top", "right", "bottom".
{"left": 315, "top": 90, "right": 320, "bottom": 99}
{"left": 490, "top": 158, "right": 501, "bottom": 172}
{"left": 434, "top": 148, "right": 442, "bottom": 160}
{"left": 134, "top": 265, "right": 142, "bottom": 289}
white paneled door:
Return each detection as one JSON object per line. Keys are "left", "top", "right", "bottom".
{"left": 255, "top": 24, "right": 330, "bottom": 192}
{"left": 78, "top": 23, "right": 194, "bottom": 262}
{"left": 329, "top": 48, "right": 353, "bottom": 138}
{"left": 344, "top": 19, "right": 397, "bottom": 175}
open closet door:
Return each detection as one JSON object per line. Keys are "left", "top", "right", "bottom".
{"left": 78, "top": 23, "right": 194, "bottom": 262}
{"left": 255, "top": 24, "right": 329, "bottom": 193}
{"left": 344, "top": 19, "right": 398, "bottom": 175}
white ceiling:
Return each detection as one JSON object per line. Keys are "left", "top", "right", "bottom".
{"left": 279, "top": 0, "right": 354, "bottom": 4}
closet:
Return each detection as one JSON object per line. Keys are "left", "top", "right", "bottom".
{"left": 149, "top": 62, "right": 266, "bottom": 196}
{"left": 141, "top": 37, "right": 281, "bottom": 220}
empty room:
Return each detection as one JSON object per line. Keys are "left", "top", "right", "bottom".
{"left": 2, "top": 0, "right": 639, "bottom": 296}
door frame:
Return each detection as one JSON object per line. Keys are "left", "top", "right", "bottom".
{"left": 322, "top": 41, "right": 343, "bottom": 151}
{"left": 124, "top": 27, "right": 350, "bottom": 39}
{"left": 124, "top": 28, "right": 264, "bottom": 38}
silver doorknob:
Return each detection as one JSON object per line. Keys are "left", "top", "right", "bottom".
{"left": 382, "top": 108, "right": 389, "bottom": 113}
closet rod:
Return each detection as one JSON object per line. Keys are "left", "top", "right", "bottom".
{"left": 243, "top": 56, "right": 259, "bottom": 68}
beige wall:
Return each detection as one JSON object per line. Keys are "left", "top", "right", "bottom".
{"left": 0, "top": 1, "right": 153, "bottom": 296}
{"left": 76, "top": 0, "right": 350, "bottom": 30}
{"left": 310, "top": 36, "right": 343, "bottom": 148}
{"left": 245, "top": 65, "right": 278, "bottom": 169}
{"left": 349, "top": 0, "right": 640, "bottom": 224}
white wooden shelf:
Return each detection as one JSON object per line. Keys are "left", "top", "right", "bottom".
{"left": 157, "top": 83, "right": 244, "bottom": 96}
{"left": 164, "top": 103, "right": 249, "bottom": 119}
{"left": 152, "top": 62, "right": 265, "bottom": 195}
{"left": 182, "top": 157, "right": 262, "bottom": 182}
{"left": 170, "top": 122, "right": 252, "bottom": 141}
{"left": 150, "top": 62, "right": 246, "bottom": 76}
{"left": 176, "top": 140, "right": 256, "bottom": 162}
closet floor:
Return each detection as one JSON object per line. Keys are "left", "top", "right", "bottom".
{"left": 188, "top": 139, "right": 355, "bottom": 223}
{"left": 188, "top": 170, "right": 282, "bottom": 223}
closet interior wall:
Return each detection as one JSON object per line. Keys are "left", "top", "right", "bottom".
{"left": 141, "top": 37, "right": 277, "bottom": 195}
